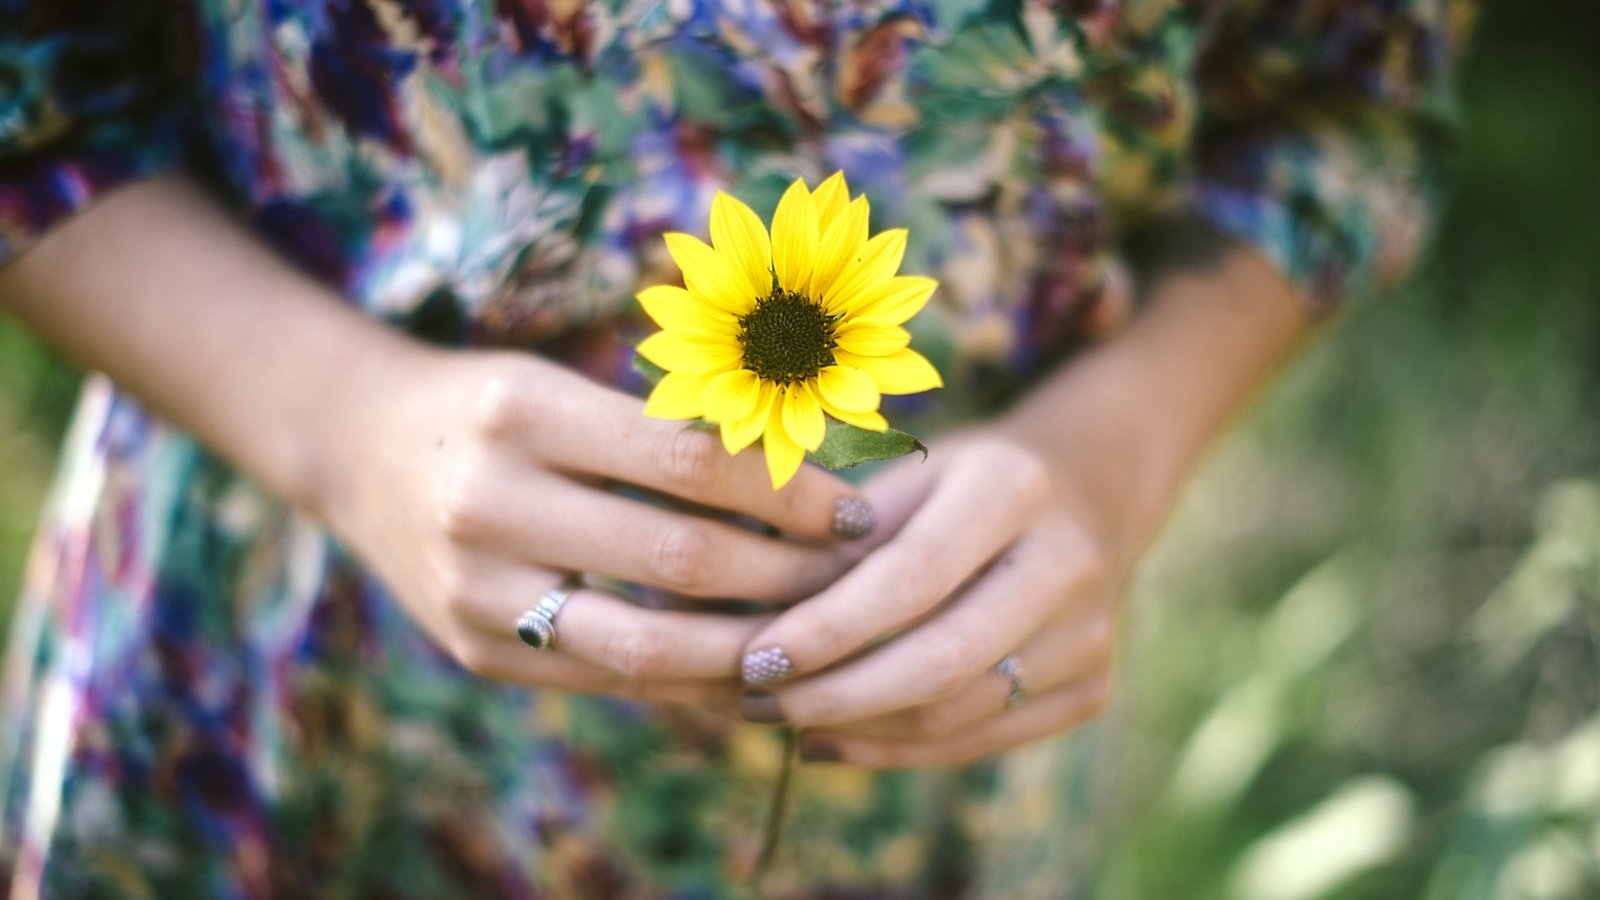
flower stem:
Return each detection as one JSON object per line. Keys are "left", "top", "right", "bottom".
{"left": 749, "top": 727, "right": 799, "bottom": 894}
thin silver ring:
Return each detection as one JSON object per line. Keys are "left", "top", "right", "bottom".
{"left": 995, "top": 655, "right": 1029, "bottom": 709}
{"left": 516, "top": 574, "right": 584, "bottom": 651}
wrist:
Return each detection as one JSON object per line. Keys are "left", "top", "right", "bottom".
{"left": 995, "top": 246, "right": 1313, "bottom": 557}
{"left": 284, "top": 323, "right": 446, "bottom": 530}
{"left": 995, "top": 350, "right": 1180, "bottom": 561}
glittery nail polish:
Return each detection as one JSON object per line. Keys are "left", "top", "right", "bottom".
{"left": 832, "top": 496, "right": 876, "bottom": 540}
{"left": 740, "top": 691, "right": 787, "bottom": 725}
{"left": 742, "top": 646, "right": 795, "bottom": 687}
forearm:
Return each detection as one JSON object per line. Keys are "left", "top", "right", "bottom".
{"left": 0, "top": 176, "right": 431, "bottom": 517}
{"left": 1000, "top": 245, "right": 1314, "bottom": 557}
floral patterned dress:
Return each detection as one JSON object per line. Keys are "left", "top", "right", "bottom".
{"left": 0, "top": 1, "right": 1472, "bottom": 896}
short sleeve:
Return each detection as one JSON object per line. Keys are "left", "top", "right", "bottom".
{"left": 1188, "top": 0, "right": 1478, "bottom": 310}
{"left": 0, "top": 1, "right": 197, "bottom": 267}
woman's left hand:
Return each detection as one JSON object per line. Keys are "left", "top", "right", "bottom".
{"left": 734, "top": 429, "right": 1138, "bottom": 768}
{"left": 733, "top": 248, "right": 1313, "bottom": 768}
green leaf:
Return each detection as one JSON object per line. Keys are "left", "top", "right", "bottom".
{"left": 806, "top": 419, "right": 928, "bottom": 470}
{"left": 631, "top": 353, "right": 668, "bottom": 386}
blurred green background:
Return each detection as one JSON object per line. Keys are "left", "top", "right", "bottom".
{"left": 1, "top": 1, "right": 1597, "bottom": 897}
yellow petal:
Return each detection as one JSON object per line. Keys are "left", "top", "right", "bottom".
{"left": 710, "top": 191, "right": 773, "bottom": 299}
{"left": 835, "top": 348, "right": 943, "bottom": 395}
{"left": 810, "top": 171, "right": 851, "bottom": 234}
{"left": 637, "top": 330, "right": 743, "bottom": 374}
{"left": 848, "top": 276, "right": 938, "bottom": 326}
{"left": 808, "top": 196, "right": 869, "bottom": 301}
{"left": 721, "top": 382, "right": 777, "bottom": 455}
{"left": 834, "top": 321, "right": 912, "bottom": 356}
{"left": 818, "top": 396, "right": 889, "bottom": 432}
{"left": 762, "top": 403, "right": 807, "bottom": 489}
{"left": 816, "top": 365, "right": 880, "bottom": 413}
{"left": 780, "top": 383, "right": 826, "bottom": 451}
{"left": 637, "top": 285, "right": 738, "bottom": 334}
{"left": 664, "top": 232, "right": 760, "bottom": 316}
{"left": 824, "top": 228, "right": 908, "bottom": 313}
{"left": 770, "top": 179, "right": 819, "bottom": 294}
{"left": 701, "top": 368, "right": 761, "bottom": 425}
{"left": 643, "top": 371, "right": 713, "bottom": 420}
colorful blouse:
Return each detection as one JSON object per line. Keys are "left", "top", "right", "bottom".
{"left": 0, "top": 1, "right": 1472, "bottom": 896}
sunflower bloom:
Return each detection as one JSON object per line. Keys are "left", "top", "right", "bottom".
{"left": 637, "top": 172, "right": 943, "bottom": 489}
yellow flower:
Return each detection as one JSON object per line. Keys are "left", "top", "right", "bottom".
{"left": 637, "top": 172, "right": 943, "bottom": 489}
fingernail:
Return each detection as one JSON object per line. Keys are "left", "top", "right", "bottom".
{"left": 831, "top": 496, "right": 876, "bottom": 540}
{"left": 798, "top": 737, "right": 840, "bottom": 763}
{"left": 742, "top": 646, "right": 795, "bottom": 687}
{"left": 740, "top": 690, "right": 788, "bottom": 725}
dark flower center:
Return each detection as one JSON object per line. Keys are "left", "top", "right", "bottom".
{"left": 738, "top": 290, "right": 837, "bottom": 385}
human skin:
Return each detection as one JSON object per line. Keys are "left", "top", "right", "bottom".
{"left": 0, "top": 176, "right": 869, "bottom": 711}
{"left": 0, "top": 175, "right": 1311, "bottom": 763}
{"left": 738, "top": 245, "right": 1313, "bottom": 766}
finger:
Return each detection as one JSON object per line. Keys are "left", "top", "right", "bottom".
{"left": 794, "top": 676, "right": 1113, "bottom": 770}
{"left": 446, "top": 467, "right": 854, "bottom": 602}
{"left": 848, "top": 448, "right": 943, "bottom": 554}
{"left": 480, "top": 375, "right": 876, "bottom": 541}
{"left": 820, "top": 605, "right": 1114, "bottom": 740}
{"left": 559, "top": 588, "right": 772, "bottom": 680}
{"left": 452, "top": 635, "right": 745, "bottom": 711}
{"left": 739, "top": 442, "right": 1054, "bottom": 685}
{"left": 760, "top": 450, "right": 938, "bottom": 582}
{"left": 443, "top": 564, "right": 776, "bottom": 680}
{"left": 750, "top": 524, "right": 1105, "bottom": 726}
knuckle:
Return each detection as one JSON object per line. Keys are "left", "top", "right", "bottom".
{"left": 1060, "top": 534, "right": 1109, "bottom": 591}
{"left": 647, "top": 524, "right": 714, "bottom": 590}
{"left": 1004, "top": 448, "right": 1053, "bottom": 504}
{"left": 434, "top": 562, "right": 479, "bottom": 620}
{"left": 473, "top": 375, "right": 528, "bottom": 438}
{"left": 658, "top": 429, "right": 723, "bottom": 492}
{"left": 450, "top": 634, "right": 497, "bottom": 678}
{"left": 437, "top": 462, "right": 493, "bottom": 540}
{"left": 1039, "top": 536, "right": 1109, "bottom": 600}
{"left": 966, "top": 437, "right": 1052, "bottom": 505}
{"left": 605, "top": 624, "right": 668, "bottom": 678}
{"left": 921, "top": 633, "right": 978, "bottom": 695}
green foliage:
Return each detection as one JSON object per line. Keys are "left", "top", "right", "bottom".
{"left": 0, "top": 324, "right": 76, "bottom": 636}
{"left": 806, "top": 420, "right": 928, "bottom": 470}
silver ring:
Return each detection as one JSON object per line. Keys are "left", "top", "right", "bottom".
{"left": 516, "top": 574, "right": 584, "bottom": 651}
{"left": 995, "top": 655, "right": 1029, "bottom": 709}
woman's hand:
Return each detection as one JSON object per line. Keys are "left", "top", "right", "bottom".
{"left": 0, "top": 177, "right": 875, "bottom": 713}
{"left": 325, "top": 348, "right": 877, "bottom": 711}
{"left": 732, "top": 246, "right": 1313, "bottom": 767}
{"left": 733, "top": 431, "right": 1123, "bottom": 764}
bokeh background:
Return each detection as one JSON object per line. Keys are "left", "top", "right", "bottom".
{"left": 2, "top": 1, "right": 1596, "bottom": 897}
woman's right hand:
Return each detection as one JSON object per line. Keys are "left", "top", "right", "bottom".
{"left": 322, "top": 347, "right": 873, "bottom": 712}
{"left": 0, "top": 177, "right": 867, "bottom": 712}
